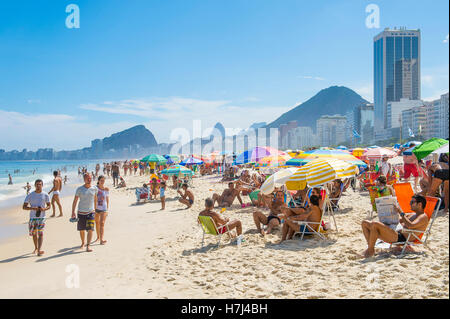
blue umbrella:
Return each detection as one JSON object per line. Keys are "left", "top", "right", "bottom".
{"left": 234, "top": 150, "right": 252, "bottom": 165}
{"left": 180, "top": 157, "right": 203, "bottom": 166}
{"left": 402, "top": 141, "right": 422, "bottom": 148}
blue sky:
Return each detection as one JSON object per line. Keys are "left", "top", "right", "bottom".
{"left": 0, "top": 0, "right": 448, "bottom": 150}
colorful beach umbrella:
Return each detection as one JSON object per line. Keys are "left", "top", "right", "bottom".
{"left": 257, "top": 154, "right": 292, "bottom": 167}
{"left": 412, "top": 138, "right": 449, "bottom": 160}
{"left": 141, "top": 154, "right": 167, "bottom": 164}
{"left": 285, "top": 149, "right": 367, "bottom": 169}
{"left": 234, "top": 146, "right": 286, "bottom": 165}
{"left": 160, "top": 165, "right": 193, "bottom": 176}
{"left": 361, "top": 147, "right": 397, "bottom": 161}
{"left": 260, "top": 167, "right": 298, "bottom": 195}
{"left": 285, "top": 159, "right": 358, "bottom": 190}
{"left": 180, "top": 157, "right": 204, "bottom": 166}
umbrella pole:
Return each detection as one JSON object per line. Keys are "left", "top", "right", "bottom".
{"left": 324, "top": 188, "right": 338, "bottom": 232}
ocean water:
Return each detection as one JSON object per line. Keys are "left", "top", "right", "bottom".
{"left": 0, "top": 160, "right": 107, "bottom": 205}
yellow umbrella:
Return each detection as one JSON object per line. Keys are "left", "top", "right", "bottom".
{"left": 285, "top": 158, "right": 358, "bottom": 190}
{"left": 257, "top": 154, "right": 292, "bottom": 167}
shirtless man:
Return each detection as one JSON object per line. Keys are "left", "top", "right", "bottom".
{"left": 199, "top": 198, "right": 243, "bottom": 244}
{"left": 212, "top": 182, "right": 243, "bottom": 207}
{"left": 278, "top": 195, "right": 323, "bottom": 243}
{"left": 252, "top": 190, "right": 286, "bottom": 236}
{"left": 361, "top": 194, "right": 429, "bottom": 258}
{"left": 48, "top": 171, "right": 63, "bottom": 217}
{"left": 178, "top": 183, "right": 194, "bottom": 209}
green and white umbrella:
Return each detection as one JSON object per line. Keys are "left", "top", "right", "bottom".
{"left": 141, "top": 154, "right": 167, "bottom": 164}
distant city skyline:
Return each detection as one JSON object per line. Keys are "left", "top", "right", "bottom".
{"left": 0, "top": 0, "right": 448, "bottom": 151}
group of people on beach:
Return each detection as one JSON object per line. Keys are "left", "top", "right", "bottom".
{"left": 22, "top": 171, "right": 110, "bottom": 255}
{"left": 18, "top": 146, "right": 449, "bottom": 259}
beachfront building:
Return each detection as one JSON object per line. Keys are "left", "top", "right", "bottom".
{"left": 281, "top": 126, "right": 317, "bottom": 150}
{"left": 316, "top": 115, "right": 347, "bottom": 147}
{"left": 438, "top": 93, "right": 449, "bottom": 139}
{"left": 401, "top": 105, "right": 427, "bottom": 140}
{"left": 278, "top": 121, "right": 298, "bottom": 147}
{"left": 422, "top": 92, "right": 449, "bottom": 139}
{"left": 386, "top": 99, "right": 424, "bottom": 140}
{"left": 374, "top": 28, "right": 421, "bottom": 141}
{"left": 353, "top": 103, "right": 375, "bottom": 145}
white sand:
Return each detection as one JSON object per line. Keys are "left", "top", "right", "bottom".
{"left": 0, "top": 173, "right": 448, "bottom": 298}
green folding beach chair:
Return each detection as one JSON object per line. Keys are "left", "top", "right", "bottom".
{"left": 198, "top": 216, "right": 232, "bottom": 248}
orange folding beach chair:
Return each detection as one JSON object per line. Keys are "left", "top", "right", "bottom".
{"left": 393, "top": 183, "right": 415, "bottom": 213}
{"left": 388, "top": 196, "right": 441, "bottom": 256}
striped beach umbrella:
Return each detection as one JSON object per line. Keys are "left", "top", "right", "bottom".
{"left": 285, "top": 159, "right": 358, "bottom": 190}
{"left": 285, "top": 149, "right": 367, "bottom": 169}
{"left": 160, "top": 165, "right": 193, "bottom": 176}
{"left": 260, "top": 167, "right": 299, "bottom": 195}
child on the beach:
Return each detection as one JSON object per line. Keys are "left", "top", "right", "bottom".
{"left": 160, "top": 181, "right": 166, "bottom": 210}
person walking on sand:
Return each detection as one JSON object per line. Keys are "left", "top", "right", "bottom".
{"left": 178, "top": 183, "right": 194, "bottom": 209}
{"left": 48, "top": 170, "right": 63, "bottom": 217}
{"left": 71, "top": 173, "right": 98, "bottom": 252}
{"left": 24, "top": 182, "right": 31, "bottom": 195}
{"left": 93, "top": 175, "right": 109, "bottom": 245}
{"left": 22, "top": 179, "right": 51, "bottom": 256}
{"left": 8, "top": 174, "right": 13, "bottom": 185}
{"left": 111, "top": 162, "right": 120, "bottom": 187}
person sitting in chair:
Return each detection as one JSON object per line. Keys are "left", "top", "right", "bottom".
{"left": 252, "top": 190, "right": 286, "bottom": 236}
{"left": 199, "top": 198, "right": 243, "bottom": 244}
{"left": 361, "top": 194, "right": 429, "bottom": 258}
{"left": 278, "top": 195, "right": 323, "bottom": 243}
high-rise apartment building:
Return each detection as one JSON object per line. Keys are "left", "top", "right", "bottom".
{"left": 316, "top": 115, "right": 347, "bottom": 147}
{"left": 374, "top": 28, "right": 421, "bottom": 140}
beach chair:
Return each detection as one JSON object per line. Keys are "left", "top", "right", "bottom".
{"left": 292, "top": 193, "right": 328, "bottom": 240}
{"left": 393, "top": 183, "right": 415, "bottom": 213}
{"left": 388, "top": 196, "right": 441, "bottom": 257}
{"left": 198, "top": 216, "right": 233, "bottom": 248}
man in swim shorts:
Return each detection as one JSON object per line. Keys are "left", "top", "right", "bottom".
{"left": 252, "top": 190, "right": 286, "bottom": 236}
{"left": 212, "top": 182, "right": 243, "bottom": 207}
{"left": 23, "top": 179, "right": 51, "bottom": 256}
{"left": 178, "top": 183, "right": 194, "bottom": 209}
{"left": 48, "top": 170, "right": 63, "bottom": 217}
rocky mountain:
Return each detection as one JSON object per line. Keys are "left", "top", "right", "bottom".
{"left": 210, "top": 122, "right": 226, "bottom": 138}
{"left": 102, "top": 125, "right": 158, "bottom": 151}
{"left": 266, "top": 86, "right": 369, "bottom": 129}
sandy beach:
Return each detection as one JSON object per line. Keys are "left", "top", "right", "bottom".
{"left": 0, "top": 173, "right": 448, "bottom": 299}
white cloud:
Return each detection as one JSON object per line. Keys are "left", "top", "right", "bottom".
{"left": 80, "top": 97, "right": 290, "bottom": 143}
{"left": 297, "top": 75, "right": 326, "bottom": 81}
{"left": 0, "top": 110, "right": 136, "bottom": 151}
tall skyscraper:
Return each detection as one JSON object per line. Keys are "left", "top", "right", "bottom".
{"left": 374, "top": 28, "right": 421, "bottom": 140}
